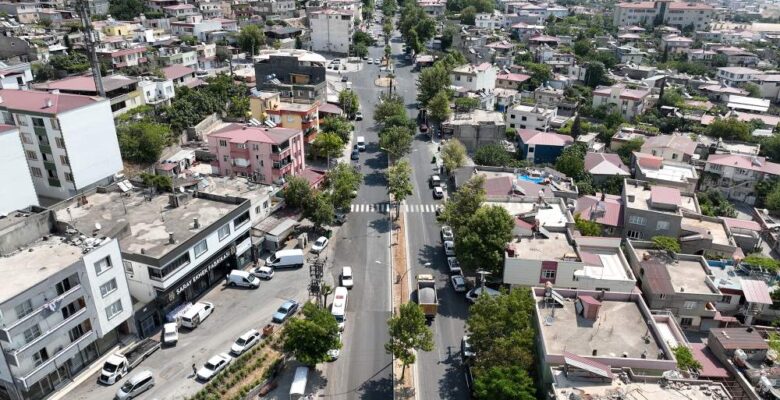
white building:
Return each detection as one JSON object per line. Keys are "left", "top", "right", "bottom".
{"left": 592, "top": 84, "right": 650, "bottom": 119}
{"left": 0, "top": 211, "right": 132, "bottom": 400}
{"left": 0, "top": 62, "right": 33, "bottom": 90}
{"left": 613, "top": 1, "right": 714, "bottom": 30}
{"left": 0, "top": 125, "right": 38, "bottom": 215}
{"left": 0, "top": 89, "right": 123, "bottom": 200}
{"left": 475, "top": 12, "right": 503, "bottom": 30}
{"left": 506, "top": 103, "right": 556, "bottom": 131}
{"left": 450, "top": 62, "right": 498, "bottom": 93}
{"left": 716, "top": 67, "right": 761, "bottom": 86}
{"left": 137, "top": 78, "right": 176, "bottom": 106}
{"left": 310, "top": 9, "right": 354, "bottom": 55}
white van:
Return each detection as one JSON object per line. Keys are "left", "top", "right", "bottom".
{"left": 115, "top": 370, "right": 154, "bottom": 400}
{"left": 266, "top": 249, "right": 305, "bottom": 269}
{"left": 290, "top": 366, "right": 309, "bottom": 400}
{"left": 356, "top": 136, "right": 366, "bottom": 151}
{"left": 181, "top": 302, "right": 215, "bottom": 329}
{"left": 227, "top": 270, "right": 260, "bottom": 288}
{"left": 331, "top": 287, "right": 348, "bottom": 331}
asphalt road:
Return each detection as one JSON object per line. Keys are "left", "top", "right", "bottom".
{"left": 320, "top": 33, "right": 394, "bottom": 399}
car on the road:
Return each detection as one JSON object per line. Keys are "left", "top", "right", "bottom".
{"left": 311, "top": 236, "right": 329, "bottom": 254}
{"left": 355, "top": 111, "right": 363, "bottom": 121}
{"left": 435, "top": 205, "right": 443, "bottom": 216}
{"left": 335, "top": 212, "right": 348, "bottom": 225}
{"left": 429, "top": 174, "right": 441, "bottom": 188}
{"left": 341, "top": 75, "right": 348, "bottom": 82}
{"left": 433, "top": 186, "right": 444, "bottom": 199}
{"left": 351, "top": 148, "right": 360, "bottom": 160}
{"left": 231, "top": 329, "right": 261, "bottom": 356}
{"left": 356, "top": 136, "right": 366, "bottom": 151}
{"left": 341, "top": 266, "right": 354, "bottom": 289}
{"left": 272, "top": 300, "right": 299, "bottom": 323}
{"left": 162, "top": 323, "right": 178, "bottom": 346}
{"left": 441, "top": 225, "right": 454, "bottom": 241}
{"left": 451, "top": 274, "right": 467, "bottom": 292}
{"left": 115, "top": 370, "right": 154, "bottom": 400}
{"left": 465, "top": 286, "right": 501, "bottom": 304}
{"left": 373, "top": 58, "right": 380, "bottom": 65}
{"left": 447, "top": 257, "right": 462, "bottom": 274}
{"left": 443, "top": 240, "right": 455, "bottom": 256}
{"left": 252, "top": 266, "right": 274, "bottom": 280}
{"left": 327, "top": 332, "right": 343, "bottom": 361}
{"left": 362, "top": 55, "right": 369, "bottom": 60}
{"left": 461, "top": 335, "right": 475, "bottom": 359}
{"left": 367, "top": 58, "right": 374, "bottom": 64}
{"left": 464, "top": 364, "right": 475, "bottom": 395}
{"left": 331, "top": 59, "right": 341, "bottom": 65}
{"left": 196, "top": 353, "right": 232, "bottom": 381}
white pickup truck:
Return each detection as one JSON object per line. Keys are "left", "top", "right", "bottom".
{"left": 99, "top": 338, "right": 160, "bottom": 385}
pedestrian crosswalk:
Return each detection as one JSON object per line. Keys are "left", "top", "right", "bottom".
{"left": 349, "top": 203, "right": 439, "bottom": 213}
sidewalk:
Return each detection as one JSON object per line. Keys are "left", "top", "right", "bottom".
{"left": 391, "top": 212, "right": 416, "bottom": 399}
{"left": 48, "top": 343, "right": 122, "bottom": 400}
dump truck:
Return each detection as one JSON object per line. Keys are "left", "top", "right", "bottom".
{"left": 99, "top": 338, "right": 161, "bottom": 385}
{"left": 416, "top": 274, "right": 438, "bottom": 320}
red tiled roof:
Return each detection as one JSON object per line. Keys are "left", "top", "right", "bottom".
{"left": 517, "top": 130, "right": 573, "bottom": 146}
{"left": 710, "top": 328, "right": 768, "bottom": 350}
{"left": 318, "top": 103, "right": 343, "bottom": 115}
{"left": 496, "top": 73, "right": 531, "bottom": 82}
{"left": 707, "top": 153, "right": 780, "bottom": 176}
{"left": 668, "top": 2, "right": 713, "bottom": 10}
{"left": 642, "top": 134, "right": 696, "bottom": 156}
{"left": 162, "top": 65, "right": 195, "bottom": 81}
{"left": 722, "top": 217, "right": 761, "bottom": 232}
{"left": 575, "top": 194, "right": 623, "bottom": 228}
{"left": 617, "top": 1, "right": 655, "bottom": 8}
{"left": 634, "top": 151, "right": 664, "bottom": 169}
{"left": 38, "top": 74, "right": 137, "bottom": 93}
{"left": 302, "top": 167, "right": 326, "bottom": 187}
{"left": 740, "top": 279, "right": 772, "bottom": 305}
{"left": 0, "top": 89, "right": 101, "bottom": 114}
{"left": 579, "top": 252, "right": 603, "bottom": 267}
{"left": 102, "top": 47, "right": 146, "bottom": 57}
{"left": 650, "top": 186, "right": 681, "bottom": 206}
{"left": 210, "top": 123, "right": 301, "bottom": 145}
{"left": 562, "top": 352, "right": 613, "bottom": 379}
{"left": 584, "top": 152, "right": 630, "bottom": 175}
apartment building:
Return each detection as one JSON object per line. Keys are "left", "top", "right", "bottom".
{"left": 254, "top": 50, "right": 327, "bottom": 103}
{"left": 309, "top": 9, "right": 354, "bottom": 55}
{"left": 613, "top": 1, "right": 714, "bottom": 30}
{"left": 641, "top": 134, "right": 697, "bottom": 163}
{"left": 159, "top": 47, "right": 198, "bottom": 68}
{"left": 592, "top": 84, "right": 650, "bottom": 120}
{"left": 137, "top": 77, "right": 176, "bottom": 106}
{"left": 326, "top": 0, "right": 363, "bottom": 22}
{"left": 163, "top": 3, "right": 198, "bottom": 18}
{"left": 495, "top": 72, "right": 530, "bottom": 90}
{"left": 53, "top": 187, "right": 253, "bottom": 338}
{"left": 0, "top": 62, "right": 33, "bottom": 90}
{"left": 441, "top": 109, "right": 506, "bottom": 152}
{"left": 418, "top": 0, "right": 445, "bottom": 16}
{"left": 716, "top": 67, "right": 761, "bottom": 87}
{"left": 208, "top": 124, "right": 306, "bottom": 185}
{"left": 35, "top": 75, "right": 146, "bottom": 117}
{"left": 0, "top": 125, "right": 38, "bottom": 214}
{"left": 256, "top": 0, "right": 296, "bottom": 18}
{"left": 622, "top": 179, "right": 700, "bottom": 240}
{"left": 701, "top": 153, "right": 780, "bottom": 205}
{"left": 249, "top": 92, "right": 320, "bottom": 144}
{"left": 97, "top": 47, "right": 148, "bottom": 70}
{"left": 507, "top": 104, "right": 556, "bottom": 132}
{"left": 0, "top": 89, "right": 122, "bottom": 200}
{"left": 450, "top": 63, "right": 498, "bottom": 93}
{"left": 0, "top": 211, "right": 132, "bottom": 400}
{"left": 633, "top": 152, "right": 699, "bottom": 193}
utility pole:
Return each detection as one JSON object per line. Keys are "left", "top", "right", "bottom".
{"left": 75, "top": 0, "right": 105, "bottom": 97}
{"left": 476, "top": 269, "right": 491, "bottom": 290}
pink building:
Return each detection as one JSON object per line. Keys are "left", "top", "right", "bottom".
{"left": 208, "top": 124, "right": 305, "bottom": 185}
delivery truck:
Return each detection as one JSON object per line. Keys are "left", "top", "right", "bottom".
{"left": 416, "top": 274, "right": 438, "bottom": 320}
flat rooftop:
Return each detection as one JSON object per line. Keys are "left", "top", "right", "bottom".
{"left": 637, "top": 249, "right": 718, "bottom": 294}
{"left": 639, "top": 162, "right": 697, "bottom": 183}
{"left": 54, "top": 190, "right": 243, "bottom": 258}
{"left": 624, "top": 182, "right": 699, "bottom": 213}
{"left": 578, "top": 245, "right": 632, "bottom": 281}
{"left": 198, "top": 176, "right": 278, "bottom": 205}
{"left": 509, "top": 233, "right": 576, "bottom": 261}
{"left": 552, "top": 369, "right": 731, "bottom": 400}
{"left": 0, "top": 235, "right": 88, "bottom": 303}
{"left": 537, "top": 293, "right": 662, "bottom": 359}
{"left": 681, "top": 216, "right": 732, "bottom": 247}
{"left": 494, "top": 201, "right": 571, "bottom": 229}
{"left": 445, "top": 109, "right": 504, "bottom": 125}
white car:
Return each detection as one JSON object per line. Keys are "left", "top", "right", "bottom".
{"left": 311, "top": 236, "right": 329, "bottom": 254}
{"left": 447, "top": 257, "right": 462, "bottom": 275}
{"left": 196, "top": 353, "right": 232, "bottom": 381}
{"left": 252, "top": 266, "right": 274, "bottom": 280}
{"left": 451, "top": 275, "right": 467, "bottom": 292}
{"left": 162, "top": 323, "right": 178, "bottom": 346}
{"left": 341, "top": 266, "right": 354, "bottom": 289}
{"left": 465, "top": 286, "right": 501, "bottom": 304}
{"left": 433, "top": 186, "right": 444, "bottom": 199}
{"left": 327, "top": 332, "right": 343, "bottom": 361}
{"left": 373, "top": 58, "right": 380, "bottom": 65}
{"left": 231, "top": 329, "right": 261, "bottom": 356}
{"left": 367, "top": 58, "right": 374, "bottom": 64}
{"left": 441, "top": 226, "right": 454, "bottom": 242}
{"left": 443, "top": 240, "right": 455, "bottom": 257}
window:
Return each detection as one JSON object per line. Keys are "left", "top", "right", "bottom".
{"left": 59, "top": 155, "right": 69, "bottom": 165}
{"left": 521, "top": 116, "right": 527, "bottom": 121}
{"left": 218, "top": 224, "right": 231, "bottom": 240}
{"left": 149, "top": 252, "right": 191, "bottom": 281}
{"left": 223, "top": 155, "right": 228, "bottom": 162}
{"left": 627, "top": 230, "right": 642, "bottom": 239}
{"left": 680, "top": 317, "right": 693, "bottom": 326}
{"left": 123, "top": 260, "right": 133, "bottom": 274}
{"left": 32, "top": 117, "right": 44, "bottom": 127}
{"left": 720, "top": 295, "right": 732, "bottom": 303}
{"left": 233, "top": 211, "right": 250, "bottom": 228}
{"left": 656, "top": 221, "right": 670, "bottom": 230}
{"left": 105, "top": 300, "right": 123, "bottom": 320}
{"left": 15, "top": 300, "right": 33, "bottom": 319}
{"left": 61, "top": 302, "right": 77, "bottom": 319}
{"left": 683, "top": 301, "right": 698, "bottom": 310}
{"left": 628, "top": 215, "right": 647, "bottom": 226}
{"left": 219, "top": 140, "right": 228, "bottom": 147}
{"left": 32, "top": 348, "right": 49, "bottom": 367}
{"left": 64, "top": 172, "right": 73, "bottom": 182}
{"left": 542, "top": 269, "right": 556, "bottom": 279}
{"left": 99, "top": 279, "right": 118, "bottom": 297}
{"left": 672, "top": 153, "right": 678, "bottom": 160}
{"left": 94, "top": 256, "right": 112, "bottom": 275}
{"left": 23, "top": 324, "right": 41, "bottom": 344}
{"left": 55, "top": 137, "right": 65, "bottom": 148}
{"left": 528, "top": 147, "right": 535, "bottom": 153}
{"left": 194, "top": 239, "right": 208, "bottom": 258}
{"left": 25, "top": 150, "right": 37, "bottom": 160}
{"left": 21, "top": 133, "right": 32, "bottom": 144}
{"left": 68, "top": 325, "right": 84, "bottom": 342}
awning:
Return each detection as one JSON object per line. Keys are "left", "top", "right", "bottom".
{"left": 740, "top": 279, "right": 773, "bottom": 304}
{"left": 563, "top": 352, "right": 613, "bottom": 379}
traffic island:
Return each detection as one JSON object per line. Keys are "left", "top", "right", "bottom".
{"left": 375, "top": 77, "right": 393, "bottom": 87}
{"left": 391, "top": 211, "right": 416, "bottom": 399}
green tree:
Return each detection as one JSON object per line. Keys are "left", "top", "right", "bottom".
{"left": 339, "top": 90, "right": 360, "bottom": 120}
{"left": 383, "top": 20, "right": 393, "bottom": 38}
{"left": 767, "top": 186, "right": 780, "bottom": 212}
{"left": 283, "top": 302, "right": 341, "bottom": 366}
{"left": 743, "top": 82, "right": 761, "bottom": 97}
{"left": 354, "top": 43, "right": 369, "bottom": 58}
{"left": 460, "top": 6, "right": 477, "bottom": 25}
{"left": 698, "top": 190, "right": 737, "bottom": 217}
{"left": 417, "top": 64, "right": 450, "bottom": 107}
{"left": 383, "top": 114, "right": 416, "bottom": 131}
{"left": 570, "top": 114, "right": 582, "bottom": 139}
{"left": 441, "top": 139, "right": 467, "bottom": 173}
{"left": 743, "top": 254, "right": 780, "bottom": 272}
{"left": 374, "top": 94, "right": 407, "bottom": 124}
{"left": 473, "top": 366, "right": 536, "bottom": 400}
{"left": 320, "top": 116, "right": 353, "bottom": 143}
{"left": 387, "top": 160, "right": 414, "bottom": 218}
{"left": 49, "top": 53, "right": 90, "bottom": 74}
{"left": 179, "top": 34, "right": 197, "bottom": 46}
{"left": 522, "top": 62, "right": 552, "bottom": 89}
{"left": 439, "top": 175, "right": 485, "bottom": 231}
{"left": 139, "top": 173, "right": 172, "bottom": 192}
{"left": 312, "top": 132, "right": 345, "bottom": 168}
{"left": 237, "top": 25, "right": 265, "bottom": 56}
{"left": 573, "top": 39, "right": 591, "bottom": 57}
{"left": 328, "top": 163, "right": 362, "bottom": 210}
{"left": 583, "top": 61, "right": 607, "bottom": 88}
{"left": 227, "top": 94, "right": 249, "bottom": 119}
{"left": 305, "top": 191, "right": 336, "bottom": 228}
{"left": 283, "top": 176, "right": 314, "bottom": 210}
{"left": 385, "top": 302, "right": 434, "bottom": 379}
{"left": 454, "top": 97, "right": 480, "bottom": 112}
{"left": 456, "top": 205, "right": 513, "bottom": 275}
{"left": 673, "top": 346, "right": 702, "bottom": 372}
{"left": 616, "top": 138, "right": 644, "bottom": 165}
{"left": 554, "top": 143, "right": 586, "bottom": 180}
{"left": 474, "top": 144, "right": 512, "bottom": 166}
{"left": 574, "top": 213, "right": 603, "bottom": 236}
{"left": 427, "top": 90, "right": 452, "bottom": 129}
{"left": 380, "top": 126, "right": 413, "bottom": 160}
{"left": 706, "top": 117, "right": 751, "bottom": 141}
{"left": 652, "top": 235, "right": 681, "bottom": 253}
{"left": 116, "top": 122, "right": 172, "bottom": 164}
{"left": 108, "top": 0, "right": 147, "bottom": 20}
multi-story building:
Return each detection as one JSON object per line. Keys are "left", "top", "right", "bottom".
{"left": 633, "top": 152, "right": 699, "bottom": 193}
{"left": 170, "top": 16, "right": 236, "bottom": 42}
{"left": 495, "top": 72, "right": 530, "bottom": 90}
{"left": 326, "top": 0, "right": 363, "bottom": 22}
{"left": 254, "top": 50, "right": 327, "bottom": 103}
{"left": 163, "top": 3, "right": 198, "bottom": 18}
{"left": 441, "top": 109, "right": 506, "bottom": 152}
{"left": 137, "top": 77, "right": 176, "bottom": 106}
{"left": 622, "top": 179, "right": 700, "bottom": 241}
{"left": 0, "top": 3, "right": 39, "bottom": 24}
{"left": 701, "top": 153, "right": 780, "bottom": 205}
{"left": 158, "top": 48, "right": 198, "bottom": 68}
{"left": 34, "top": 75, "right": 145, "bottom": 117}
{"left": 97, "top": 47, "right": 148, "bottom": 70}
{"left": 53, "top": 187, "right": 253, "bottom": 338}
{"left": 0, "top": 62, "right": 33, "bottom": 90}
{"left": 0, "top": 210, "right": 132, "bottom": 400}
{"left": 641, "top": 133, "right": 697, "bottom": 163}
{"left": 716, "top": 66, "right": 760, "bottom": 87}
{"left": 507, "top": 104, "right": 556, "bottom": 132}
{"left": 613, "top": 1, "right": 714, "bottom": 30}
{"left": 450, "top": 63, "right": 498, "bottom": 93}
{"left": 592, "top": 84, "right": 650, "bottom": 120}
{"left": 516, "top": 130, "right": 573, "bottom": 164}
{"left": 208, "top": 124, "right": 306, "bottom": 185}
{"left": 309, "top": 9, "right": 354, "bottom": 55}
{"left": 0, "top": 89, "right": 122, "bottom": 200}
{"left": 256, "top": 0, "right": 296, "bottom": 18}
{"left": 0, "top": 125, "right": 38, "bottom": 214}
{"left": 249, "top": 92, "right": 320, "bottom": 144}
{"left": 417, "top": 0, "right": 445, "bottom": 17}
{"left": 583, "top": 152, "right": 630, "bottom": 184}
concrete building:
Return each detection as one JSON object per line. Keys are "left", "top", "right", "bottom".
{"left": 574, "top": 193, "right": 624, "bottom": 236}
{"left": 506, "top": 104, "right": 556, "bottom": 132}
{"left": 641, "top": 134, "right": 697, "bottom": 163}
{"left": 254, "top": 50, "right": 327, "bottom": 103}
{"left": 613, "top": 1, "right": 714, "bottom": 30}
{"left": 495, "top": 72, "right": 530, "bottom": 90}
{"left": 441, "top": 109, "right": 506, "bottom": 152}
{"left": 417, "top": 0, "right": 445, "bottom": 16}
{"left": 0, "top": 89, "right": 122, "bottom": 201}
{"left": 137, "top": 77, "right": 176, "bottom": 106}
{"left": 701, "top": 153, "right": 780, "bottom": 205}
{"left": 208, "top": 124, "right": 306, "bottom": 185}
{"left": 0, "top": 125, "right": 38, "bottom": 215}
{"left": 309, "top": 9, "right": 353, "bottom": 55}
{"left": 450, "top": 63, "right": 498, "bottom": 93}
{"left": 0, "top": 62, "right": 33, "bottom": 90}
{"left": 0, "top": 210, "right": 132, "bottom": 400}
{"left": 52, "top": 187, "right": 253, "bottom": 338}
{"left": 249, "top": 93, "right": 320, "bottom": 144}
{"left": 716, "top": 67, "right": 760, "bottom": 87}
{"left": 517, "top": 130, "right": 574, "bottom": 164}
{"left": 633, "top": 152, "right": 699, "bottom": 193}
{"left": 583, "top": 152, "right": 630, "bottom": 184}
{"left": 592, "top": 84, "right": 650, "bottom": 120}
{"left": 256, "top": 0, "right": 296, "bottom": 18}
{"left": 97, "top": 47, "right": 148, "bottom": 70}
{"left": 34, "top": 75, "right": 145, "bottom": 117}
{"left": 622, "top": 179, "right": 700, "bottom": 241}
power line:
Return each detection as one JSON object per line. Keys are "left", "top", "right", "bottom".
{"left": 75, "top": 0, "right": 105, "bottom": 97}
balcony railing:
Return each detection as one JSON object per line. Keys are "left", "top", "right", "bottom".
{"left": 33, "top": 126, "right": 46, "bottom": 138}
{"left": 7, "top": 307, "right": 89, "bottom": 366}
{"left": 16, "top": 330, "right": 96, "bottom": 390}
{"left": 0, "top": 285, "right": 84, "bottom": 342}
{"left": 43, "top": 161, "right": 56, "bottom": 171}
{"left": 48, "top": 178, "right": 61, "bottom": 187}
{"left": 39, "top": 144, "right": 52, "bottom": 154}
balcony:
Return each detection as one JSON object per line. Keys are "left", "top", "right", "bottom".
{"left": 39, "top": 144, "right": 52, "bottom": 154}
{"left": 232, "top": 157, "right": 250, "bottom": 168}
{"left": 48, "top": 178, "right": 61, "bottom": 187}
{"left": 272, "top": 159, "right": 293, "bottom": 175}
{"left": 231, "top": 147, "right": 250, "bottom": 159}
{"left": 0, "top": 285, "right": 84, "bottom": 342}
{"left": 33, "top": 126, "right": 47, "bottom": 138}
{"left": 7, "top": 307, "right": 90, "bottom": 367}
{"left": 16, "top": 330, "right": 96, "bottom": 390}
{"left": 271, "top": 148, "right": 291, "bottom": 161}
{"left": 43, "top": 161, "right": 56, "bottom": 171}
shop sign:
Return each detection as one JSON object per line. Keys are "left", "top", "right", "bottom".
{"left": 174, "top": 245, "right": 235, "bottom": 295}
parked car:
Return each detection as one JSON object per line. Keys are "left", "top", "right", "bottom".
{"left": 373, "top": 58, "right": 380, "bottom": 65}
{"left": 447, "top": 257, "right": 462, "bottom": 274}
{"left": 341, "top": 75, "right": 348, "bottom": 82}
{"left": 435, "top": 205, "right": 443, "bottom": 216}
{"left": 162, "top": 323, "right": 178, "bottom": 346}
{"left": 115, "top": 370, "right": 154, "bottom": 400}
{"left": 451, "top": 275, "right": 466, "bottom": 292}
{"left": 429, "top": 174, "right": 442, "bottom": 188}
{"left": 196, "top": 353, "right": 232, "bottom": 381}
{"left": 465, "top": 286, "right": 500, "bottom": 304}
{"left": 311, "top": 236, "right": 329, "bottom": 254}
{"left": 351, "top": 149, "right": 360, "bottom": 160}
{"left": 461, "top": 335, "right": 475, "bottom": 359}
{"left": 226, "top": 269, "right": 260, "bottom": 288}
{"left": 441, "top": 226, "right": 454, "bottom": 241}
{"left": 181, "top": 302, "right": 214, "bottom": 329}
{"left": 464, "top": 364, "right": 474, "bottom": 395}
{"left": 335, "top": 212, "right": 348, "bottom": 225}
{"left": 443, "top": 240, "right": 455, "bottom": 256}
{"left": 252, "top": 266, "right": 274, "bottom": 280}
{"left": 356, "top": 136, "right": 366, "bottom": 151}
{"left": 327, "top": 332, "right": 343, "bottom": 361}
{"left": 272, "top": 300, "right": 299, "bottom": 323}
{"left": 367, "top": 58, "right": 374, "bottom": 64}
{"left": 231, "top": 329, "right": 261, "bottom": 356}
{"left": 355, "top": 111, "right": 363, "bottom": 121}
{"left": 433, "top": 186, "right": 444, "bottom": 199}
{"left": 341, "top": 266, "right": 354, "bottom": 289}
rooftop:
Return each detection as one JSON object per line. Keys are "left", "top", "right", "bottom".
{"left": 575, "top": 194, "right": 623, "bottom": 228}
{"left": 624, "top": 180, "right": 699, "bottom": 214}
{"left": 517, "top": 130, "right": 573, "bottom": 147}
{"left": 53, "top": 189, "right": 246, "bottom": 258}
{"left": 35, "top": 74, "right": 138, "bottom": 93}
{"left": 508, "top": 232, "right": 575, "bottom": 260}
{"left": 641, "top": 134, "right": 696, "bottom": 156}
{"left": 209, "top": 123, "right": 300, "bottom": 145}
{"left": 162, "top": 65, "right": 195, "bottom": 81}
{"left": 445, "top": 109, "right": 504, "bottom": 125}
{"left": 681, "top": 216, "right": 732, "bottom": 247}
{"left": 584, "top": 152, "right": 630, "bottom": 176}
{"left": 630, "top": 245, "right": 718, "bottom": 295}
{"left": 635, "top": 155, "right": 698, "bottom": 184}
{"left": 0, "top": 88, "right": 101, "bottom": 115}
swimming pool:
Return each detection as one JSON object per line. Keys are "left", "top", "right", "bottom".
{"left": 517, "top": 174, "right": 545, "bottom": 184}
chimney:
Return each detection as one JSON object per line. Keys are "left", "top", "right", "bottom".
{"left": 193, "top": 217, "right": 200, "bottom": 229}
{"left": 168, "top": 232, "right": 175, "bottom": 244}
{"left": 44, "top": 98, "right": 53, "bottom": 108}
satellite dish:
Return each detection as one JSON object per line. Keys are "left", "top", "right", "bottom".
{"left": 94, "top": 223, "right": 102, "bottom": 231}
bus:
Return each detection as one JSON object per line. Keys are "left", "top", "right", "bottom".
{"left": 331, "top": 286, "right": 348, "bottom": 331}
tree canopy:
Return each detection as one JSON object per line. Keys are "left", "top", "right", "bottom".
{"left": 473, "top": 366, "right": 536, "bottom": 400}
{"left": 328, "top": 163, "right": 362, "bottom": 211}
{"left": 283, "top": 176, "right": 314, "bottom": 211}
{"left": 379, "top": 125, "right": 414, "bottom": 160}
{"left": 387, "top": 160, "right": 414, "bottom": 215}
{"left": 237, "top": 25, "right": 266, "bottom": 55}
{"left": 706, "top": 117, "right": 751, "bottom": 142}
{"left": 474, "top": 144, "right": 513, "bottom": 167}
{"left": 283, "top": 302, "right": 341, "bottom": 366}
{"left": 338, "top": 90, "right": 360, "bottom": 120}
{"left": 117, "top": 122, "right": 172, "bottom": 164}
{"left": 441, "top": 139, "right": 467, "bottom": 173}
{"left": 554, "top": 143, "right": 587, "bottom": 180}
{"left": 417, "top": 64, "right": 451, "bottom": 107}
{"left": 320, "top": 116, "right": 353, "bottom": 144}
{"left": 385, "top": 302, "right": 434, "bottom": 378}
{"left": 455, "top": 205, "right": 514, "bottom": 275}
{"left": 427, "top": 90, "right": 452, "bottom": 127}
{"left": 439, "top": 175, "right": 485, "bottom": 231}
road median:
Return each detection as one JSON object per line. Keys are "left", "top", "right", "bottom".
{"left": 391, "top": 211, "right": 416, "bottom": 399}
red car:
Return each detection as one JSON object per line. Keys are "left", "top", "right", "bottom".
{"left": 419, "top": 124, "right": 428, "bottom": 132}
